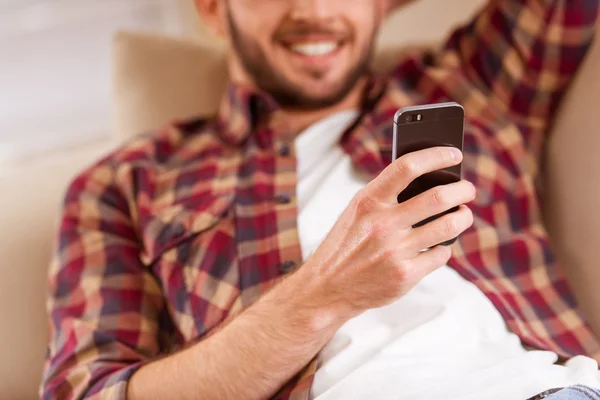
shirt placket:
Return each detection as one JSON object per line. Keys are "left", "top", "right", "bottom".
{"left": 272, "top": 134, "right": 303, "bottom": 277}
{"left": 233, "top": 121, "right": 304, "bottom": 311}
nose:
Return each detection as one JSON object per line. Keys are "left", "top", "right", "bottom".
{"left": 290, "top": 0, "right": 335, "bottom": 20}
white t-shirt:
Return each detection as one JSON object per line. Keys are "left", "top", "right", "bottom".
{"left": 294, "top": 111, "right": 600, "bottom": 400}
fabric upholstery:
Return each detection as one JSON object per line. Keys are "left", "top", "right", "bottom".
{"left": 0, "top": 140, "right": 117, "bottom": 399}
{"left": 544, "top": 33, "right": 600, "bottom": 337}
{"left": 112, "top": 31, "right": 227, "bottom": 140}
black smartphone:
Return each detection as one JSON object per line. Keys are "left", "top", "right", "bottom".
{"left": 393, "top": 102, "right": 465, "bottom": 245}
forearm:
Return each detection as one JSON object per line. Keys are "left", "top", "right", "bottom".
{"left": 127, "top": 267, "right": 343, "bottom": 400}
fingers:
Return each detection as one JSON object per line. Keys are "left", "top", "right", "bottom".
{"left": 410, "top": 245, "right": 453, "bottom": 281}
{"left": 407, "top": 205, "right": 474, "bottom": 253}
{"left": 367, "top": 146, "right": 462, "bottom": 203}
{"left": 398, "top": 180, "right": 476, "bottom": 227}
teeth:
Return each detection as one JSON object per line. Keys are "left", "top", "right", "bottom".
{"left": 290, "top": 42, "right": 339, "bottom": 56}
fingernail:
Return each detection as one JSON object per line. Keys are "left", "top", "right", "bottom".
{"left": 450, "top": 147, "right": 462, "bottom": 160}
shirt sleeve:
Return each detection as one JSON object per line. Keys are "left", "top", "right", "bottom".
{"left": 40, "top": 161, "right": 165, "bottom": 399}
{"left": 444, "top": 0, "right": 598, "bottom": 127}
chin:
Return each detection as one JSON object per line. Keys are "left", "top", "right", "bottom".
{"left": 294, "top": 77, "right": 355, "bottom": 98}
{"left": 299, "top": 87, "right": 342, "bottom": 100}
{"left": 266, "top": 65, "right": 368, "bottom": 110}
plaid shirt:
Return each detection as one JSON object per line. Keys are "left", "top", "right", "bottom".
{"left": 42, "top": 1, "right": 600, "bottom": 399}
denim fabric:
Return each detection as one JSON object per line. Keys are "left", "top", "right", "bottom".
{"left": 545, "top": 385, "right": 600, "bottom": 399}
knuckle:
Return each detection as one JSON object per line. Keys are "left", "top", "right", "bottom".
{"left": 352, "top": 188, "right": 376, "bottom": 214}
{"left": 353, "top": 188, "right": 369, "bottom": 204}
{"left": 370, "top": 218, "right": 391, "bottom": 241}
{"left": 430, "top": 186, "right": 448, "bottom": 207}
{"left": 382, "top": 247, "right": 397, "bottom": 263}
{"left": 392, "top": 260, "right": 411, "bottom": 283}
{"left": 443, "top": 216, "right": 459, "bottom": 236}
{"left": 395, "top": 157, "right": 417, "bottom": 178}
{"left": 381, "top": 248, "right": 397, "bottom": 262}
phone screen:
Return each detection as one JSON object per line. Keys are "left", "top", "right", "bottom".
{"left": 393, "top": 103, "right": 464, "bottom": 228}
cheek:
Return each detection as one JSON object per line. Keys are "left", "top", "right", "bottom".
{"left": 226, "top": 2, "right": 286, "bottom": 49}
{"left": 344, "top": 5, "right": 381, "bottom": 48}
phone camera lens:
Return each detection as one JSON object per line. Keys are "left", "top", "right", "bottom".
{"left": 405, "top": 115, "right": 413, "bottom": 123}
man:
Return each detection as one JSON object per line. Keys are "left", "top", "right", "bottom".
{"left": 41, "top": 0, "right": 600, "bottom": 399}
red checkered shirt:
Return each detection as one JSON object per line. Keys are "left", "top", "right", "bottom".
{"left": 42, "top": 1, "right": 600, "bottom": 399}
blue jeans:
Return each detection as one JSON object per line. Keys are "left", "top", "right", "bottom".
{"left": 542, "top": 385, "right": 600, "bottom": 399}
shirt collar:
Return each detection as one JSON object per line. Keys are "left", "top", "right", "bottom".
{"left": 345, "top": 75, "right": 391, "bottom": 153}
{"left": 215, "top": 75, "right": 391, "bottom": 151}
{"left": 215, "top": 83, "right": 279, "bottom": 148}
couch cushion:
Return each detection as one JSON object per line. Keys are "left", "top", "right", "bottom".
{"left": 544, "top": 34, "right": 600, "bottom": 336}
{"left": 112, "top": 31, "right": 228, "bottom": 140}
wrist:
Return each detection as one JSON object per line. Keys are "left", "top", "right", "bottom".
{"left": 269, "top": 262, "right": 349, "bottom": 337}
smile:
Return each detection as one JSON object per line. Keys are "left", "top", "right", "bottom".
{"left": 288, "top": 41, "right": 341, "bottom": 57}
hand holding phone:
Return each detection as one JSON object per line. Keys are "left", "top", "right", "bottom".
{"left": 393, "top": 102, "right": 466, "bottom": 245}
{"left": 299, "top": 144, "right": 474, "bottom": 320}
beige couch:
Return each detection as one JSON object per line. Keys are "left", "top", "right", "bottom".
{"left": 1, "top": 1, "right": 599, "bottom": 398}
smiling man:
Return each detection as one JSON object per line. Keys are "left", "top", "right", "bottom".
{"left": 223, "top": 0, "right": 378, "bottom": 113}
{"left": 41, "top": 1, "right": 600, "bottom": 400}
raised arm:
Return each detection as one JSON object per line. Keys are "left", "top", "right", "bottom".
{"left": 445, "top": 0, "right": 598, "bottom": 128}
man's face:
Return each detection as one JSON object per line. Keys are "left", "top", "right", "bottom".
{"left": 216, "top": 0, "right": 388, "bottom": 110}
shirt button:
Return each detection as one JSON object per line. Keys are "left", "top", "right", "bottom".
{"left": 275, "top": 193, "right": 291, "bottom": 204}
{"left": 280, "top": 260, "right": 297, "bottom": 274}
{"left": 279, "top": 144, "right": 291, "bottom": 157}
